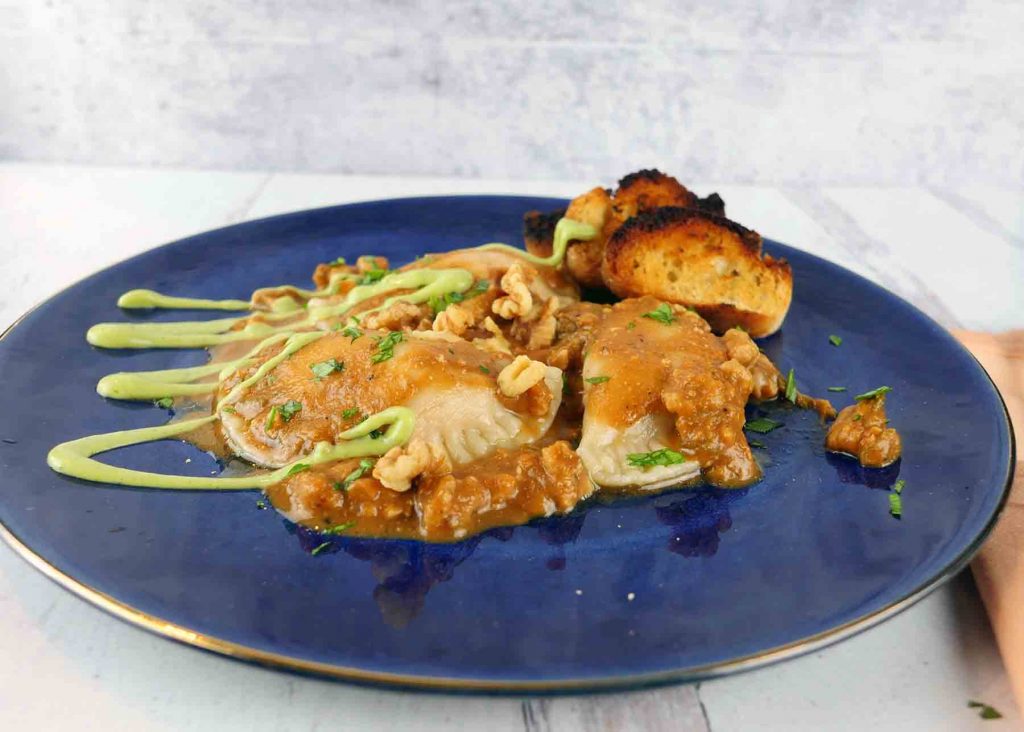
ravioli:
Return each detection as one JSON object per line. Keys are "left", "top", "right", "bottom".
{"left": 576, "top": 297, "right": 763, "bottom": 489}
{"left": 216, "top": 330, "right": 562, "bottom": 470}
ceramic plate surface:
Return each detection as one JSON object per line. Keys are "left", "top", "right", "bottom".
{"left": 0, "top": 196, "right": 1013, "bottom": 692}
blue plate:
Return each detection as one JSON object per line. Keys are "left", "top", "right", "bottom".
{"left": 0, "top": 196, "right": 1014, "bottom": 692}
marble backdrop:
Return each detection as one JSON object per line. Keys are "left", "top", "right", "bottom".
{"left": 2, "top": 1, "right": 1022, "bottom": 186}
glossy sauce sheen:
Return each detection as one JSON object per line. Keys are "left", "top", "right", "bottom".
{"left": 825, "top": 395, "right": 902, "bottom": 467}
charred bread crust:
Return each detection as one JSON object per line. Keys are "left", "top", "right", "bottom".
{"left": 610, "top": 206, "right": 758, "bottom": 248}
{"left": 523, "top": 207, "right": 566, "bottom": 258}
{"left": 695, "top": 192, "right": 725, "bottom": 216}
{"left": 601, "top": 206, "right": 792, "bottom": 337}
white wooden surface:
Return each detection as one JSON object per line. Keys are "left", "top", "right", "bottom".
{"left": 0, "top": 164, "right": 1021, "bottom": 730}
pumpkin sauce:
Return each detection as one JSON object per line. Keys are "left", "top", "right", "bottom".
{"left": 47, "top": 211, "right": 904, "bottom": 546}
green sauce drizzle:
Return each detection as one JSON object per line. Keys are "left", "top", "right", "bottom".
{"left": 54, "top": 220, "right": 589, "bottom": 492}
{"left": 477, "top": 217, "right": 597, "bottom": 267}
{"left": 117, "top": 289, "right": 251, "bottom": 311}
{"left": 47, "top": 407, "right": 415, "bottom": 490}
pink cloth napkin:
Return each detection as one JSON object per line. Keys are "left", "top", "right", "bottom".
{"left": 955, "top": 330, "right": 1024, "bottom": 712}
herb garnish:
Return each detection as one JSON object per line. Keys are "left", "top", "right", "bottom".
{"left": 784, "top": 369, "right": 797, "bottom": 403}
{"left": 641, "top": 303, "right": 675, "bottom": 325}
{"left": 286, "top": 462, "right": 310, "bottom": 477}
{"left": 323, "top": 520, "right": 357, "bottom": 535}
{"left": 854, "top": 385, "right": 892, "bottom": 401}
{"left": 627, "top": 448, "right": 686, "bottom": 469}
{"left": 334, "top": 458, "right": 375, "bottom": 491}
{"left": 329, "top": 256, "right": 346, "bottom": 266}
{"left": 429, "top": 279, "right": 490, "bottom": 314}
{"left": 744, "top": 417, "right": 783, "bottom": 434}
{"left": 749, "top": 440, "right": 766, "bottom": 449}
{"left": 341, "top": 407, "right": 361, "bottom": 419}
{"left": 310, "top": 358, "right": 345, "bottom": 380}
{"left": 828, "top": 334, "right": 843, "bottom": 347}
{"left": 279, "top": 400, "right": 302, "bottom": 420}
{"left": 585, "top": 376, "right": 610, "bottom": 385}
{"left": 853, "top": 413, "right": 862, "bottom": 421}
{"left": 154, "top": 397, "right": 173, "bottom": 409}
{"left": 827, "top": 386, "right": 846, "bottom": 392}
{"left": 626, "top": 320, "right": 637, "bottom": 330}
{"left": 255, "top": 500, "right": 267, "bottom": 510}
{"left": 967, "top": 701, "right": 1002, "bottom": 720}
{"left": 479, "top": 365, "right": 491, "bottom": 374}
{"left": 888, "top": 479, "right": 905, "bottom": 518}
{"left": 888, "top": 492, "right": 902, "bottom": 518}
{"left": 310, "top": 541, "right": 331, "bottom": 556}
{"left": 357, "top": 268, "right": 389, "bottom": 285}
{"left": 341, "top": 325, "right": 362, "bottom": 342}
{"left": 371, "top": 331, "right": 404, "bottom": 363}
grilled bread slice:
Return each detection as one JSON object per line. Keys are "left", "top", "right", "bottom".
{"left": 601, "top": 207, "right": 792, "bottom": 337}
{"left": 524, "top": 169, "right": 726, "bottom": 289}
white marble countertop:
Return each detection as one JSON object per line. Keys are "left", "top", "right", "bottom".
{"left": 0, "top": 164, "right": 1021, "bottom": 730}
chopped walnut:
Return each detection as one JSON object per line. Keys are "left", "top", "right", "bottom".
{"left": 497, "top": 355, "right": 548, "bottom": 397}
{"left": 526, "top": 298, "right": 559, "bottom": 349}
{"left": 473, "top": 316, "right": 513, "bottom": 354}
{"left": 362, "top": 301, "right": 427, "bottom": 331}
{"left": 492, "top": 263, "right": 534, "bottom": 320}
{"left": 372, "top": 439, "right": 451, "bottom": 493}
{"left": 721, "top": 327, "right": 781, "bottom": 400}
{"left": 433, "top": 302, "right": 475, "bottom": 336}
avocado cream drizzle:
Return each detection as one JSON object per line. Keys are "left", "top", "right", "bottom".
{"left": 47, "top": 407, "right": 414, "bottom": 490}
{"left": 49, "top": 218, "right": 597, "bottom": 491}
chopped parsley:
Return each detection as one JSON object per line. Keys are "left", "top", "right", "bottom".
{"left": 334, "top": 458, "right": 375, "bottom": 491}
{"left": 266, "top": 400, "right": 302, "bottom": 431}
{"left": 329, "top": 256, "right": 347, "bottom": 266}
{"left": 784, "top": 369, "right": 797, "bottom": 403}
{"left": 323, "top": 520, "right": 357, "bottom": 535}
{"left": 285, "top": 462, "right": 310, "bottom": 477}
{"left": 429, "top": 279, "right": 490, "bottom": 315}
{"left": 255, "top": 500, "right": 267, "bottom": 510}
{"left": 828, "top": 334, "right": 843, "bottom": 347}
{"left": 310, "top": 358, "right": 345, "bottom": 380}
{"left": 479, "top": 365, "right": 491, "bottom": 374}
{"left": 341, "top": 407, "right": 361, "bottom": 419}
{"left": 371, "top": 331, "right": 404, "bottom": 363}
{"left": 627, "top": 448, "right": 686, "bottom": 469}
{"left": 310, "top": 541, "right": 331, "bottom": 556}
{"left": 748, "top": 440, "right": 766, "bottom": 449}
{"left": 827, "top": 386, "right": 847, "bottom": 392}
{"left": 357, "top": 268, "right": 389, "bottom": 286}
{"left": 744, "top": 417, "right": 783, "bottom": 434}
{"left": 279, "top": 400, "right": 302, "bottom": 420}
{"left": 626, "top": 320, "right": 637, "bottom": 330}
{"left": 585, "top": 376, "right": 610, "bottom": 385}
{"left": 341, "top": 325, "right": 362, "bottom": 342}
{"left": 853, "top": 413, "right": 862, "bottom": 421}
{"left": 854, "top": 385, "right": 892, "bottom": 401}
{"left": 641, "top": 302, "right": 675, "bottom": 325}
{"left": 967, "top": 701, "right": 1002, "bottom": 720}
{"left": 154, "top": 397, "right": 173, "bottom": 409}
